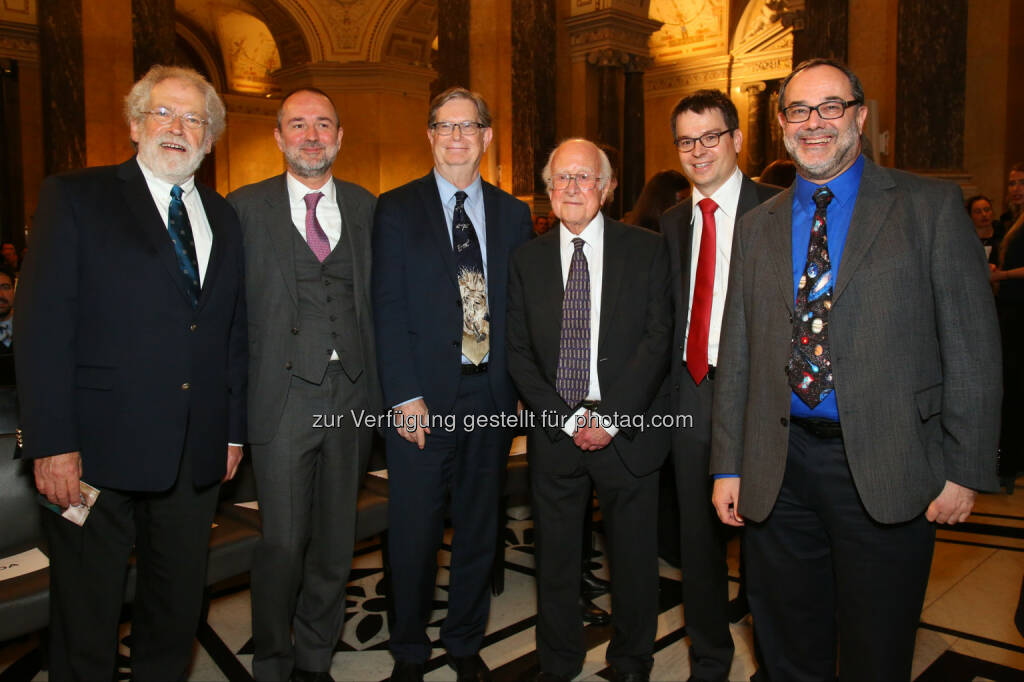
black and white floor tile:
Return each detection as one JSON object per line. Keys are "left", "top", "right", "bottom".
{"left": 3, "top": 484, "right": 1024, "bottom": 682}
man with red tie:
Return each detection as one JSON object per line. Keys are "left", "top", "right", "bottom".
{"left": 659, "top": 90, "right": 778, "bottom": 682}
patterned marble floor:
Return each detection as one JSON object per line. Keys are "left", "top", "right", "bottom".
{"left": 3, "top": 482, "right": 1024, "bottom": 682}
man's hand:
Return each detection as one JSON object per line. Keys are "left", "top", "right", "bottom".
{"left": 34, "top": 451, "right": 83, "bottom": 508}
{"left": 223, "top": 444, "right": 244, "bottom": 482}
{"left": 926, "top": 480, "right": 976, "bottom": 525}
{"left": 712, "top": 477, "right": 744, "bottom": 527}
{"left": 395, "top": 398, "right": 431, "bottom": 450}
{"left": 573, "top": 424, "right": 612, "bottom": 451}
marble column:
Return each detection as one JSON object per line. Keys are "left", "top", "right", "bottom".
{"left": 0, "top": 60, "right": 23, "bottom": 245}
{"left": 132, "top": 0, "right": 175, "bottom": 79}
{"left": 792, "top": 0, "right": 848, "bottom": 65}
{"left": 433, "top": 0, "right": 470, "bottom": 96}
{"left": 621, "top": 56, "right": 649, "bottom": 213}
{"left": 38, "top": 0, "right": 85, "bottom": 174}
{"left": 744, "top": 82, "right": 767, "bottom": 177}
{"left": 511, "top": 0, "right": 556, "bottom": 197}
{"left": 895, "top": 0, "right": 967, "bottom": 171}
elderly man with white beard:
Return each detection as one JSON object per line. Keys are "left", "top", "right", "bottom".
{"left": 16, "top": 65, "right": 247, "bottom": 681}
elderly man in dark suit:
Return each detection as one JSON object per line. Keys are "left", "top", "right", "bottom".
{"left": 660, "top": 89, "right": 779, "bottom": 682}
{"left": 228, "top": 87, "right": 380, "bottom": 682}
{"left": 372, "top": 87, "right": 532, "bottom": 682}
{"left": 16, "top": 65, "right": 246, "bottom": 681}
{"left": 711, "top": 58, "right": 1001, "bottom": 681}
{"left": 507, "top": 138, "right": 672, "bottom": 682}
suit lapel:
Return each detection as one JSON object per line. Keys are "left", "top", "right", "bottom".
{"left": 335, "top": 179, "right": 367, "bottom": 305}
{"left": 194, "top": 182, "right": 223, "bottom": 310}
{"left": 481, "top": 181, "right": 504, "bottom": 313}
{"left": 677, "top": 203, "right": 694, "bottom": 323}
{"left": 832, "top": 160, "right": 895, "bottom": 303}
{"left": 264, "top": 175, "right": 299, "bottom": 307}
{"left": 416, "top": 173, "right": 458, "bottom": 287}
{"left": 764, "top": 190, "right": 796, "bottom": 313}
{"left": 117, "top": 159, "right": 197, "bottom": 308}
{"left": 536, "top": 230, "right": 564, "bottom": 368}
{"left": 598, "top": 217, "right": 625, "bottom": 353}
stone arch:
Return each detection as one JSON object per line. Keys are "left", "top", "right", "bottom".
{"left": 176, "top": 16, "right": 228, "bottom": 92}
{"left": 368, "top": 0, "right": 437, "bottom": 66}
{"left": 247, "top": 0, "right": 317, "bottom": 66}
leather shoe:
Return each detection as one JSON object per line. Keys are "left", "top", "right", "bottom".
{"left": 390, "top": 660, "right": 424, "bottom": 682}
{"left": 581, "top": 570, "right": 610, "bottom": 598}
{"left": 448, "top": 653, "right": 492, "bottom": 682}
{"left": 580, "top": 595, "right": 610, "bottom": 625}
{"left": 611, "top": 670, "right": 649, "bottom": 682}
{"left": 291, "top": 669, "right": 333, "bottom": 682}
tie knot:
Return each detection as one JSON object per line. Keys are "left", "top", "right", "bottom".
{"left": 572, "top": 237, "right": 585, "bottom": 252}
{"left": 698, "top": 197, "right": 718, "bottom": 216}
{"left": 170, "top": 185, "right": 183, "bottom": 201}
{"left": 813, "top": 186, "right": 833, "bottom": 210}
{"left": 455, "top": 191, "right": 468, "bottom": 209}
{"left": 304, "top": 192, "right": 323, "bottom": 211}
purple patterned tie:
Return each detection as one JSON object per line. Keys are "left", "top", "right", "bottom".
{"left": 789, "top": 186, "right": 834, "bottom": 407}
{"left": 303, "top": 192, "right": 331, "bottom": 262}
{"left": 556, "top": 237, "right": 590, "bottom": 407}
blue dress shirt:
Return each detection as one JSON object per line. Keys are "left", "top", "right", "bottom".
{"left": 789, "top": 154, "right": 865, "bottom": 422}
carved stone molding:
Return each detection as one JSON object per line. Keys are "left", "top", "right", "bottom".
{"left": 274, "top": 61, "right": 436, "bottom": 97}
{"left": 565, "top": 8, "right": 662, "bottom": 63}
{"left": 0, "top": 19, "right": 37, "bottom": 61}
{"left": 223, "top": 92, "right": 280, "bottom": 118}
{"left": 644, "top": 61, "right": 731, "bottom": 95}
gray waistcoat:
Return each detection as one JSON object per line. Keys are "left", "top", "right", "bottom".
{"left": 290, "top": 225, "right": 364, "bottom": 385}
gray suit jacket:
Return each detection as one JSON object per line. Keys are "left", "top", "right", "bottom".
{"left": 711, "top": 157, "right": 1001, "bottom": 524}
{"left": 228, "top": 174, "right": 382, "bottom": 446}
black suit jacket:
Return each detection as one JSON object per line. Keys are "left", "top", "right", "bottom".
{"left": 507, "top": 217, "right": 673, "bottom": 477}
{"left": 15, "top": 158, "right": 247, "bottom": 491}
{"left": 372, "top": 172, "right": 532, "bottom": 416}
{"left": 661, "top": 176, "right": 781, "bottom": 438}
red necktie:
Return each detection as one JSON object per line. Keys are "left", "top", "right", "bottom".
{"left": 686, "top": 198, "right": 718, "bottom": 384}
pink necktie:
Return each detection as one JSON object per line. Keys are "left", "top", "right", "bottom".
{"left": 687, "top": 198, "right": 717, "bottom": 384}
{"left": 303, "top": 192, "right": 331, "bottom": 262}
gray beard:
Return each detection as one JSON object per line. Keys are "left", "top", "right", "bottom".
{"left": 284, "top": 149, "right": 336, "bottom": 178}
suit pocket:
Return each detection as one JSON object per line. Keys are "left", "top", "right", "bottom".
{"left": 76, "top": 365, "right": 115, "bottom": 391}
{"left": 914, "top": 383, "right": 942, "bottom": 421}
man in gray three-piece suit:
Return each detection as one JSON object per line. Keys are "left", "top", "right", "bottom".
{"left": 228, "top": 88, "right": 381, "bottom": 682}
{"left": 711, "top": 59, "right": 1001, "bottom": 681}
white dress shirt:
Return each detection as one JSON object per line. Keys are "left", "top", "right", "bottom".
{"left": 684, "top": 166, "right": 744, "bottom": 366}
{"left": 137, "top": 159, "right": 212, "bottom": 285}
{"left": 286, "top": 172, "right": 343, "bottom": 251}
{"left": 558, "top": 214, "right": 619, "bottom": 438}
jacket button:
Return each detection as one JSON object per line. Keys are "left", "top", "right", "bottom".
{"left": 330, "top": 315, "right": 337, "bottom": 322}
{"left": 181, "top": 382, "right": 191, "bottom": 391}
{"left": 291, "top": 327, "right": 300, "bottom": 335}
{"left": 780, "top": 417, "right": 788, "bottom": 427}
{"left": 285, "top": 361, "right": 292, "bottom": 370}
{"left": 189, "top": 323, "right": 197, "bottom": 332}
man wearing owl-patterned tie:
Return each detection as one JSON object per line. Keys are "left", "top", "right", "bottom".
{"left": 372, "top": 87, "right": 532, "bottom": 682}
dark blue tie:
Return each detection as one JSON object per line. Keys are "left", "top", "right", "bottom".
{"left": 556, "top": 237, "right": 590, "bottom": 407}
{"left": 168, "top": 185, "right": 200, "bottom": 307}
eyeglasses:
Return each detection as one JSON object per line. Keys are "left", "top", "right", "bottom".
{"left": 143, "top": 107, "right": 207, "bottom": 130}
{"left": 780, "top": 100, "right": 862, "bottom": 123}
{"left": 430, "top": 121, "right": 487, "bottom": 136}
{"left": 674, "top": 129, "right": 736, "bottom": 153}
{"left": 549, "top": 172, "right": 602, "bottom": 191}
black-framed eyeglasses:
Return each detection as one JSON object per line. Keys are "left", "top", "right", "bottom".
{"left": 674, "top": 128, "right": 736, "bottom": 153}
{"left": 548, "top": 172, "right": 602, "bottom": 191}
{"left": 780, "top": 99, "right": 862, "bottom": 123}
{"left": 143, "top": 107, "right": 207, "bottom": 130}
{"left": 430, "top": 121, "right": 487, "bottom": 136}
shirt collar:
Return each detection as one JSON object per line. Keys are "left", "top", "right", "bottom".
{"left": 137, "top": 157, "right": 195, "bottom": 198}
{"left": 691, "top": 165, "right": 744, "bottom": 220}
{"left": 559, "top": 211, "right": 604, "bottom": 251}
{"left": 794, "top": 154, "right": 865, "bottom": 210}
{"left": 286, "top": 172, "right": 335, "bottom": 206}
{"left": 434, "top": 169, "right": 483, "bottom": 208}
